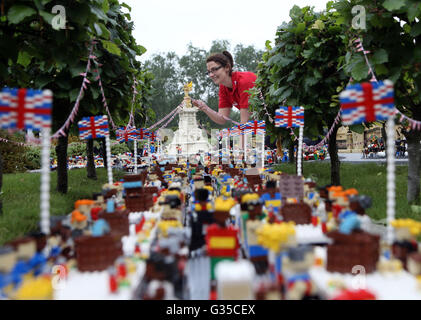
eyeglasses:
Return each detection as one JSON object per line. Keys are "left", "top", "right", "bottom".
{"left": 206, "top": 65, "right": 223, "bottom": 76}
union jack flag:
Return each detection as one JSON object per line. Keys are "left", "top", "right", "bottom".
{"left": 0, "top": 88, "right": 52, "bottom": 130}
{"left": 138, "top": 128, "right": 150, "bottom": 140}
{"left": 230, "top": 124, "right": 247, "bottom": 136}
{"left": 116, "top": 127, "right": 138, "bottom": 142}
{"left": 78, "top": 115, "right": 109, "bottom": 139}
{"left": 340, "top": 80, "right": 395, "bottom": 125}
{"left": 244, "top": 120, "right": 265, "bottom": 135}
{"left": 275, "top": 106, "right": 304, "bottom": 128}
{"left": 146, "top": 130, "right": 157, "bottom": 142}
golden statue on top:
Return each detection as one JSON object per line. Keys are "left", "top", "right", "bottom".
{"left": 183, "top": 81, "right": 193, "bottom": 108}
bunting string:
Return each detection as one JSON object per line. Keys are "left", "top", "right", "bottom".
{"left": 51, "top": 41, "right": 95, "bottom": 139}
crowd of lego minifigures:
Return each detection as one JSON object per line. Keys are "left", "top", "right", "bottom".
{"left": 2, "top": 159, "right": 421, "bottom": 300}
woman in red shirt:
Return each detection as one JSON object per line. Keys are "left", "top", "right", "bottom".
{"left": 192, "top": 51, "right": 256, "bottom": 124}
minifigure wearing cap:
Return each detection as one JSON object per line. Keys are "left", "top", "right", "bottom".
{"left": 283, "top": 245, "right": 319, "bottom": 300}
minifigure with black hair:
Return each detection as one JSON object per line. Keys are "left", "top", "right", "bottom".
{"left": 241, "top": 193, "right": 268, "bottom": 274}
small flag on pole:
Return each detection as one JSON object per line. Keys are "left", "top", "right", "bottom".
{"left": 244, "top": 120, "right": 265, "bottom": 135}
{"left": 0, "top": 88, "right": 52, "bottom": 130}
{"left": 116, "top": 127, "right": 138, "bottom": 142}
{"left": 339, "top": 80, "right": 394, "bottom": 125}
{"left": 78, "top": 115, "right": 109, "bottom": 139}
{"left": 275, "top": 106, "right": 304, "bottom": 128}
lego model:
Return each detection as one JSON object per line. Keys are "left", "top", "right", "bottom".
{"left": 283, "top": 245, "right": 320, "bottom": 300}
{"left": 326, "top": 230, "right": 380, "bottom": 274}
{"left": 215, "top": 260, "right": 255, "bottom": 299}
{"left": 74, "top": 234, "right": 123, "bottom": 272}
{"left": 205, "top": 197, "right": 239, "bottom": 299}
{"left": 97, "top": 201, "right": 130, "bottom": 238}
{"left": 279, "top": 174, "right": 304, "bottom": 202}
{"left": 241, "top": 193, "right": 268, "bottom": 274}
{"left": 260, "top": 180, "right": 282, "bottom": 215}
{"left": 391, "top": 219, "right": 421, "bottom": 269}
{"left": 281, "top": 203, "right": 312, "bottom": 225}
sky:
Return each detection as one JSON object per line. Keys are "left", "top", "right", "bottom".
{"left": 120, "top": 0, "right": 330, "bottom": 61}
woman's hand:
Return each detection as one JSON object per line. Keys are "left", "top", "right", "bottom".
{"left": 192, "top": 99, "right": 207, "bottom": 111}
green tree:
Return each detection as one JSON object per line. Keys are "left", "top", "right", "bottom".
{"left": 249, "top": 4, "right": 349, "bottom": 184}
{"left": 0, "top": 0, "right": 152, "bottom": 192}
{"left": 334, "top": 0, "right": 421, "bottom": 203}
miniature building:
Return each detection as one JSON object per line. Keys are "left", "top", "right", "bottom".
{"left": 124, "top": 184, "right": 156, "bottom": 212}
{"left": 326, "top": 230, "right": 380, "bottom": 274}
{"left": 98, "top": 209, "right": 130, "bottom": 238}
{"left": 74, "top": 234, "right": 122, "bottom": 272}
{"left": 281, "top": 203, "right": 312, "bottom": 225}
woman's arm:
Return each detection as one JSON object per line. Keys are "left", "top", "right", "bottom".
{"left": 192, "top": 99, "right": 230, "bottom": 125}
{"left": 240, "top": 108, "right": 250, "bottom": 123}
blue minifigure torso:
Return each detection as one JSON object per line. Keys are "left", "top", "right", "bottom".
{"left": 339, "top": 210, "right": 360, "bottom": 234}
{"left": 29, "top": 252, "right": 47, "bottom": 276}
{"left": 261, "top": 192, "right": 282, "bottom": 213}
{"left": 11, "top": 260, "right": 31, "bottom": 287}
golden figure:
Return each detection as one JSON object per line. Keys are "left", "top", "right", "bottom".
{"left": 183, "top": 81, "right": 193, "bottom": 108}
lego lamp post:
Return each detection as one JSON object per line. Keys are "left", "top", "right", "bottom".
{"left": 0, "top": 88, "right": 53, "bottom": 235}
{"left": 78, "top": 115, "right": 113, "bottom": 185}
{"left": 275, "top": 106, "right": 304, "bottom": 175}
{"left": 340, "top": 80, "right": 395, "bottom": 244}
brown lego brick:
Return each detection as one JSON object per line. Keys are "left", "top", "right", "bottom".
{"left": 281, "top": 203, "right": 311, "bottom": 225}
{"left": 75, "top": 234, "right": 122, "bottom": 272}
{"left": 326, "top": 230, "right": 380, "bottom": 274}
{"left": 98, "top": 210, "right": 130, "bottom": 237}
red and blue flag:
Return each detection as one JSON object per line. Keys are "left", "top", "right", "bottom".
{"left": 244, "top": 120, "right": 265, "bottom": 135}
{"left": 340, "top": 80, "right": 394, "bottom": 125}
{"left": 117, "top": 127, "right": 138, "bottom": 142}
{"left": 0, "top": 88, "right": 52, "bottom": 130}
{"left": 275, "top": 106, "right": 304, "bottom": 128}
{"left": 78, "top": 115, "right": 109, "bottom": 139}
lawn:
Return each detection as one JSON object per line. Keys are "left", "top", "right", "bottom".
{"left": 0, "top": 168, "right": 125, "bottom": 245}
{"left": 274, "top": 162, "right": 420, "bottom": 223}
{"left": 1, "top": 162, "right": 420, "bottom": 246}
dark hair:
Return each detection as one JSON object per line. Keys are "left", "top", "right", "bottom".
{"left": 206, "top": 51, "right": 234, "bottom": 76}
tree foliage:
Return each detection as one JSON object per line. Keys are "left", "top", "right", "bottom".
{"left": 333, "top": 0, "right": 421, "bottom": 203}
{"left": 0, "top": 0, "right": 153, "bottom": 133}
{"left": 248, "top": 4, "right": 349, "bottom": 183}
{"left": 144, "top": 40, "right": 263, "bottom": 131}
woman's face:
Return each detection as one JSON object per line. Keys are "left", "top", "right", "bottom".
{"left": 206, "top": 61, "right": 230, "bottom": 85}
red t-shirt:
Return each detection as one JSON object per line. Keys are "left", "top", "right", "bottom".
{"left": 218, "top": 71, "right": 257, "bottom": 110}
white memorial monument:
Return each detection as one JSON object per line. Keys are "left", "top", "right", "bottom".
{"left": 166, "top": 82, "right": 210, "bottom": 156}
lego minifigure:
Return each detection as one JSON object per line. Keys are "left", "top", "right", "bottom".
{"left": 90, "top": 219, "right": 111, "bottom": 237}
{"left": 391, "top": 219, "right": 421, "bottom": 269}
{"left": 0, "top": 246, "right": 16, "bottom": 298}
{"left": 189, "top": 188, "right": 213, "bottom": 251}
{"left": 241, "top": 193, "right": 268, "bottom": 274}
{"left": 282, "top": 245, "right": 319, "bottom": 300}
{"left": 260, "top": 180, "right": 282, "bottom": 216}
{"left": 205, "top": 197, "right": 239, "bottom": 299}
{"left": 142, "top": 252, "right": 177, "bottom": 300}
{"left": 8, "top": 237, "right": 37, "bottom": 288}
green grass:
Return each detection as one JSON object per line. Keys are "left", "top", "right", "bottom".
{"left": 274, "top": 162, "right": 421, "bottom": 223}
{"left": 1, "top": 163, "right": 420, "bottom": 245}
{"left": 0, "top": 168, "right": 125, "bottom": 245}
